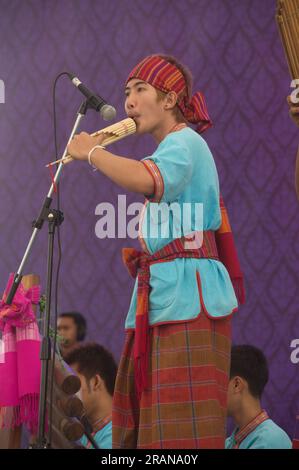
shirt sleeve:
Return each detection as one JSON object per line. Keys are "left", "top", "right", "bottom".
{"left": 141, "top": 132, "right": 194, "bottom": 203}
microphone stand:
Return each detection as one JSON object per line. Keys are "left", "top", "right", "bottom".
{"left": 4, "top": 99, "right": 92, "bottom": 449}
{"left": 79, "top": 414, "right": 100, "bottom": 449}
{"left": 83, "top": 431, "right": 100, "bottom": 450}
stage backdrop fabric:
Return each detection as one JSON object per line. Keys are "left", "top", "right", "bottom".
{"left": 0, "top": 0, "right": 298, "bottom": 440}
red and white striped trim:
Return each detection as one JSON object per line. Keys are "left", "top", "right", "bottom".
{"left": 142, "top": 159, "right": 164, "bottom": 203}
{"left": 233, "top": 410, "right": 269, "bottom": 448}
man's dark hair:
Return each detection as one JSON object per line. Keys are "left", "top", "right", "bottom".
{"left": 230, "top": 345, "right": 269, "bottom": 399}
{"left": 59, "top": 311, "right": 87, "bottom": 341}
{"left": 65, "top": 342, "right": 117, "bottom": 396}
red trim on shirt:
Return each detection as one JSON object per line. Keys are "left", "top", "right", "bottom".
{"left": 233, "top": 410, "right": 269, "bottom": 449}
{"left": 196, "top": 271, "right": 238, "bottom": 320}
{"left": 141, "top": 159, "right": 164, "bottom": 203}
{"left": 84, "top": 415, "right": 112, "bottom": 449}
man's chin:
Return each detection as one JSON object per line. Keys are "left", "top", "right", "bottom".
{"left": 135, "top": 123, "right": 148, "bottom": 135}
{"left": 134, "top": 121, "right": 141, "bottom": 133}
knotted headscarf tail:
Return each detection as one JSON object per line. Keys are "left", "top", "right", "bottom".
{"left": 215, "top": 196, "right": 246, "bottom": 305}
{"left": 126, "top": 55, "right": 212, "bottom": 134}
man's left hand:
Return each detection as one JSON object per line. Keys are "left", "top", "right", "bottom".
{"left": 67, "top": 132, "right": 106, "bottom": 160}
{"left": 287, "top": 95, "right": 299, "bottom": 128}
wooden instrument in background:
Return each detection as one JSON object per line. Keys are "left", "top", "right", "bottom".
{"left": 276, "top": 0, "right": 299, "bottom": 79}
{"left": 47, "top": 354, "right": 85, "bottom": 449}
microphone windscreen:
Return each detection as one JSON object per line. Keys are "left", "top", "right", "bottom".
{"left": 101, "top": 104, "right": 117, "bottom": 121}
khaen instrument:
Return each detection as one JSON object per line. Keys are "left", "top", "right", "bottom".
{"left": 46, "top": 117, "right": 136, "bottom": 167}
{"left": 276, "top": 0, "right": 299, "bottom": 80}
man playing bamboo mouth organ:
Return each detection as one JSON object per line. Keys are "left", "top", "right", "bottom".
{"left": 65, "top": 343, "right": 117, "bottom": 449}
{"left": 67, "top": 54, "right": 245, "bottom": 449}
{"left": 287, "top": 94, "right": 299, "bottom": 199}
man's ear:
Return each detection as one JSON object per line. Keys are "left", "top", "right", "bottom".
{"left": 93, "top": 374, "right": 104, "bottom": 391}
{"left": 165, "top": 91, "right": 178, "bottom": 110}
{"left": 232, "top": 376, "right": 245, "bottom": 393}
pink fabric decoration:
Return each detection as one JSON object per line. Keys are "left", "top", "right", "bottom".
{"left": 0, "top": 273, "right": 41, "bottom": 434}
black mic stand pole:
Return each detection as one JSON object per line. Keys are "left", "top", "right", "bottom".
{"left": 79, "top": 413, "right": 100, "bottom": 449}
{"left": 5, "top": 99, "right": 91, "bottom": 448}
{"left": 83, "top": 431, "right": 100, "bottom": 450}
{"left": 36, "top": 207, "right": 63, "bottom": 448}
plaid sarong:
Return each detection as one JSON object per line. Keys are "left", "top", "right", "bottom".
{"left": 112, "top": 312, "right": 231, "bottom": 449}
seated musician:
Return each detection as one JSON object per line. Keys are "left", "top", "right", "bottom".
{"left": 287, "top": 94, "right": 299, "bottom": 198}
{"left": 226, "top": 345, "right": 292, "bottom": 449}
{"left": 57, "top": 311, "right": 87, "bottom": 358}
{"left": 65, "top": 343, "right": 117, "bottom": 449}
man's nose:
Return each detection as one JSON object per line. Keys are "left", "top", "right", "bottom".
{"left": 126, "top": 95, "right": 136, "bottom": 110}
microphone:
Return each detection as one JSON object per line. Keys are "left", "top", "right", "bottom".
{"left": 67, "top": 73, "right": 116, "bottom": 121}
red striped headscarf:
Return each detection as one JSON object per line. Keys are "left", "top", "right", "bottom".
{"left": 126, "top": 55, "right": 212, "bottom": 134}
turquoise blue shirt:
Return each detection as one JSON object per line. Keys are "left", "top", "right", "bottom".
{"left": 125, "top": 127, "right": 238, "bottom": 329}
{"left": 80, "top": 421, "right": 112, "bottom": 449}
{"left": 226, "top": 419, "right": 292, "bottom": 449}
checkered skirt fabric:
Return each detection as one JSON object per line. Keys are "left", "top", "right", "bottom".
{"left": 112, "top": 312, "right": 231, "bottom": 449}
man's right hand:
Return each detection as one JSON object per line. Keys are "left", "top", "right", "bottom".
{"left": 287, "top": 95, "right": 299, "bottom": 127}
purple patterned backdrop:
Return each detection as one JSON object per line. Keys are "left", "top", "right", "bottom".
{"left": 0, "top": 0, "right": 298, "bottom": 440}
